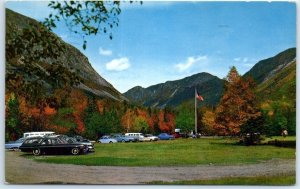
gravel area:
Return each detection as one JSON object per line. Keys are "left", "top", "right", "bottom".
{"left": 5, "top": 150, "right": 295, "bottom": 184}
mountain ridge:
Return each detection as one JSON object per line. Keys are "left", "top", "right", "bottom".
{"left": 244, "top": 48, "right": 296, "bottom": 85}
{"left": 6, "top": 8, "right": 126, "bottom": 101}
{"left": 124, "top": 48, "right": 296, "bottom": 108}
{"left": 124, "top": 72, "right": 224, "bottom": 108}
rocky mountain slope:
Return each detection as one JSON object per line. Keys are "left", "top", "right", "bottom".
{"left": 6, "top": 9, "right": 126, "bottom": 101}
{"left": 256, "top": 59, "right": 296, "bottom": 104}
{"left": 124, "top": 72, "right": 224, "bottom": 108}
{"left": 124, "top": 48, "right": 296, "bottom": 108}
{"left": 244, "top": 47, "right": 296, "bottom": 104}
{"left": 244, "top": 48, "right": 296, "bottom": 85}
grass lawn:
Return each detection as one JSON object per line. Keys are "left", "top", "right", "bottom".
{"left": 147, "top": 175, "right": 296, "bottom": 185}
{"left": 261, "top": 136, "right": 296, "bottom": 143}
{"left": 32, "top": 137, "right": 295, "bottom": 166}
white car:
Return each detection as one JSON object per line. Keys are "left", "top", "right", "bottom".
{"left": 143, "top": 134, "right": 159, "bottom": 142}
{"left": 98, "top": 136, "right": 117, "bottom": 144}
{"left": 125, "top": 133, "right": 145, "bottom": 142}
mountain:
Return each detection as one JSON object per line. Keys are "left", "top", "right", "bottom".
{"left": 243, "top": 48, "right": 296, "bottom": 85}
{"left": 6, "top": 9, "right": 126, "bottom": 101}
{"left": 256, "top": 59, "right": 296, "bottom": 104}
{"left": 124, "top": 48, "right": 296, "bottom": 108}
{"left": 244, "top": 47, "right": 296, "bottom": 104}
{"left": 124, "top": 72, "right": 224, "bottom": 108}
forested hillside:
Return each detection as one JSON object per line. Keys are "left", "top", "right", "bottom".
{"left": 6, "top": 9, "right": 125, "bottom": 101}
{"left": 124, "top": 72, "right": 224, "bottom": 108}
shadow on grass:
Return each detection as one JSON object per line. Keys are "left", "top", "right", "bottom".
{"left": 19, "top": 152, "right": 93, "bottom": 158}
{"left": 37, "top": 181, "right": 86, "bottom": 184}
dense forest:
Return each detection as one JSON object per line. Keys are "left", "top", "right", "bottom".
{"left": 5, "top": 60, "right": 296, "bottom": 141}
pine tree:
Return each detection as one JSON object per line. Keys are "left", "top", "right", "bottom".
{"left": 214, "top": 67, "right": 261, "bottom": 136}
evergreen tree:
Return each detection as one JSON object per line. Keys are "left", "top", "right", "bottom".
{"left": 175, "top": 103, "right": 194, "bottom": 134}
{"left": 214, "top": 67, "right": 261, "bottom": 136}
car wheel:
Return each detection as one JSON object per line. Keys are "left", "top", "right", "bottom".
{"left": 122, "top": 140, "right": 126, "bottom": 143}
{"left": 32, "top": 148, "right": 41, "bottom": 156}
{"left": 12, "top": 147, "right": 19, "bottom": 151}
{"left": 150, "top": 139, "right": 152, "bottom": 142}
{"left": 109, "top": 141, "right": 113, "bottom": 144}
{"left": 71, "top": 148, "right": 80, "bottom": 155}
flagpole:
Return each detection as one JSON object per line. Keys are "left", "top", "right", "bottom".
{"left": 195, "top": 88, "right": 197, "bottom": 135}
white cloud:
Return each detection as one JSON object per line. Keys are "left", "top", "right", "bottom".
{"left": 242, "top": 57, "right": 249, "bottom": 63}
{"left": 234, "top": 57, "right": 241, "bottom": 62}
{"left": 106, "top": 57, "right": 130, "bottom": 71}
{"left": 234, "top": 57, "right": 249, "bottom": 63}
{"left": 99, "top": 47, "right": 112, "bottom": 56}
{"left": 175, "top": 56, "right": 207, "bottom": 72}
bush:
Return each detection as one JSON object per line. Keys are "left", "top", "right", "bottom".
{"left": 268, "top": 140, "right": 296, "bottom": 148}
{"left": 240, "top": 133, "right": 263, "bottom": 145}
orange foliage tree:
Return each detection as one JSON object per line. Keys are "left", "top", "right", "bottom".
{"left": 158, "top": 110, "right": 175, "bottom": 133}
{"left": 68, "top": 89, "right": 88, "bottom": 134}
{"left": 121, "top": 109, "right": 136, "bottom": 132}
{"left": 201, "top": 109, "right": 216, "bottom": 135}
{"left": 214, "top": 67, "right": 261, "bottom": 136}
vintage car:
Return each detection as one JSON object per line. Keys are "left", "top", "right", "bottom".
{"left": 51, "top": 135, "right": 95, "bottom": 152}
{"left": 158, "top": 133, "right": 175, "bottom": 140}
{"left": 143, "top": 134, "right": 159, "bottom": 142}
{"left": 98, "top": 136, "right": 117, "bottom": 144}
{"left": 111, "top": 134, "right": 137, "bottom": 143}
{"left": 67, "top": 136, "right": 95, "bottom": 152}
{"left": 5, "top": 138, "right": 25, "bottom": 151}
{"left": 19, "top": 137, "right": 88, "bottom": 156}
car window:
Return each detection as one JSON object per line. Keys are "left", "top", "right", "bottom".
{"left": 41, "top": 139, "right": 52, "bottom": 145}
{"left": 24, "top": 138, "right": 42, "bottom": 144}
{"left": 51, "top": 138, "right": 59, "bottom": 144}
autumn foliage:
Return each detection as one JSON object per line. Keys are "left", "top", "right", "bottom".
{"left": 213, "top": 67, "right": 261, "bottom": 136}
{"left": 5, "top": 66, "right": 267, "bottom": 141}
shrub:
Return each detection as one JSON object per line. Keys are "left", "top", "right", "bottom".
{"left": 268, "top": 140, "right": 296, "bottom": 148}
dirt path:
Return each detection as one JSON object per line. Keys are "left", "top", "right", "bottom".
{"left": 5, "top": 150, "right": 295, "bottom": 184}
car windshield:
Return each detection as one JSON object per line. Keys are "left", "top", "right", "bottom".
{"left": 68, "top": 138, "right": 77, "bottom": 143}
{"left": 15, "top": 138, "right": 24, "bottom": 143}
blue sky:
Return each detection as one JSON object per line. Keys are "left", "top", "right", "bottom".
{"left": 6, "top": 1, "right": 296, "bottom": 93}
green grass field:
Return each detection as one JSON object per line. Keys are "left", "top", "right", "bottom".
{"left": 32, "top": 137, "right": 295, "bottom": 166}
{"left": 147, "top": 175, "right": 296, "bottom": 185}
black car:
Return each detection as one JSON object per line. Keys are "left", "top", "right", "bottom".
{"left": 66, "top": 136, "right": 95, "bottom": 152}
{"left": 49, "top": 135, "right": 95, "bottom": 152}
{"left": 19, "top": 137, "right": 88, "bottom": 156}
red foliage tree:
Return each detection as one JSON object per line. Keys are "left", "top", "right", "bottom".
{"left": 214, "top": 67, "right": 261, "bottom": 136}
{"left": 158, "top": 110, "right": 175, "bottom": 132}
